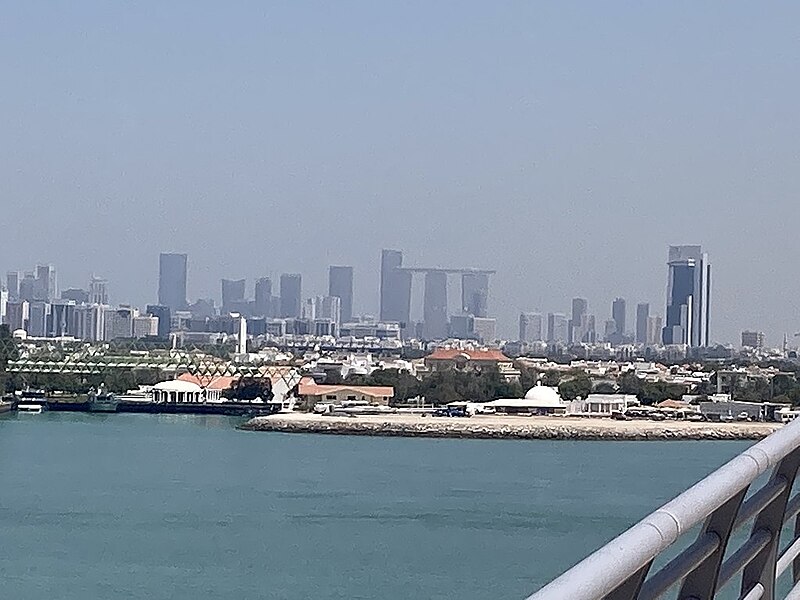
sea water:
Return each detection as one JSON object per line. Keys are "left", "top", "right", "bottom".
{"left": 0, "top": 413, "right": 748, "bottom": 599}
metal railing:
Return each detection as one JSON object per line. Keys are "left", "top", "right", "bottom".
{"left": 527, "top": 418, "right": 800, "bottom": 600}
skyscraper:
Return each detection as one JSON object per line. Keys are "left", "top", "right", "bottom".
{"left": 612, "top": 297, "right": 626, "bottom": 337}
{"left": 379, "top": 249, "right": 411, "bottom": 326}
{"left": 635, "top": 303, "right": 650, "bottom": 344}
{"left": 328, "top": 266, "right": 354, "bottom": 323}
{"left": 35, "top": 264, "right": 56, "bottom": 301}
{"left": 279, "top": 274, "right": 302, "bottom": 318}
{"left": 461, "top": 272, "right": 489, "bottom": 317}
{"left": 6, "top": 271, "right": 19, "bottom": 300}
{"left": 89, "top": 276, "right": 108, "bottom": 305}
{"left": 158, "top": 253, "right": 188, "bottom": 312}
{"left": 547, "top": 313, "right": 569, "bottom": 343}
{"left": 570, "top": 298, "right": 588, "bottom": 343}
{"left": 423, "top": 271, "right": 448, "bottom": 340}
{"left": 221, "top": 278, "right": 246, "bottom": 312}
{"left": 662, "top": 245, "right": 711, "bottom": 347}
{"left": 254, "top": 277, "right": 272, "bottom": 317}
{"left": 519, "top": 312, "right": 544, "bottom": 342}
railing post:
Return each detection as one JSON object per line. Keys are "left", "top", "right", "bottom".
{"left": 678, "top": 488, "right": 748, "bottom": 600}
{"left": 794, "top": 512, "right": 800, "bottom": 585}
{"left": 603, "top": 562, "right": 653, "bottom": 600}
{"left": 741, "top": 448, "right": 800, "bottom": 600}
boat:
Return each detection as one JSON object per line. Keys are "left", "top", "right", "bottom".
{"left": 0, "top": 399, "right": 14, "bottom": 414}
{"left": 88, "top": 384, "right": 119, "bottom": 413}
{"left": 18, "top": 403, "right": 44, "bottom": 414}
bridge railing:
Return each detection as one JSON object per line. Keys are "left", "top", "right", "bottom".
{"left": 527, "top": 418, "right": 800, "bottom": 600}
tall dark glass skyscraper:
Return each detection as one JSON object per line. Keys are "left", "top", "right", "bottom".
{"left": 158, "top": 253, "right": 187, "bottom": 312}
{"left": 328, "top": 266, "right": 354, "bottom": 323}
{"left": 379, "top": 250, "right": 411, "bottom": 326}
{"left": 612, "top": 297, "right": 626, "bottom": 337}
{"left": 662, "top": 245, "right": 711, "bottom": 347}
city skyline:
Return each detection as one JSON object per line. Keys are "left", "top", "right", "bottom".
{"left": 0, "top": 245, "right": 747, "bottom": 348}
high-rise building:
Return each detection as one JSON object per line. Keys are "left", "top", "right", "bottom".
{"left": 304, "top": 295, "right": 342, "bottom": 335}
{"left": 519, "top": 312, "right": 544, "bottom": 342}
{"left": 662, "top": 245, "right": 711, "bottom": 347}
{"left": 6, "top": 300, "right": 29, "bottom": 331}
{"left": 423, "top": 271, "right": 448, "bottom": 340}
{"left": 741, "top": 331, "right": 765, "bottom": 349}
{"left": 279, "top": 274, "right": 302, "bottom": 318}
{"left": 35, "top": 264, "right": 56, "bottom": 301}
{"left": 146, "top": 304, "right": 171, "bottom": 339}
{"left": 28, "top": 301, "right": 50, "bottom": 336}
{"left": 450, "top": 315, "right": 475, "bottom": 339}
{"left": 547, "top": 313, "right": 569, "bottom": 343}
{"left": 328, "top": 266, "right": 354, "bottom": 323}
{"left": 570, "top": 298, "right": 588, "bottom": 343}
{"left": 612, "top": 297, "right": 626, "bottom": 337}
{"left": 461, "top": 272, "right": 489, "bottom": 318}
{"left": 254, "top": 277, "right": 272, "bottom": 317}
{"left": 379, "top": 250, "right": 412, "bottom": 326}
{"left": 104, "top": 306, "right": 136, "bottom": 340}
{"left": 472, "top": 317, "right": 497, "bottom": 344}
{"left": 133, "top": 315, "right": 159, "bottom": 338}
{"left": 89, "top": 276, "right": 108, "bottom": 305}
{"left": 221, "top": 278, "right": 246, "bottom": 312}
{"left": 0, "top": 288, "right": 7, "bottom": 325}
{"left": 18, "top": 272, "right": 37, "bottom": 302}
{"left": 158, "top": 253, "right": 188, "bottom": 312}
{"left": 635, "top": 303, "right": 650, "bottom": 344}
{"left": 647, "top": 315, "right": 663, "bottom": 346}
{"left": 73, "top": 303, "right": 107, "bottom": 342}
{"left": 6, "top": 271, "right": 19, "bottom": 299}
{"left": 50, "top": 300, "right": 76, "bottom": 337}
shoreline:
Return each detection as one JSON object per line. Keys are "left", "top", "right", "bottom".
{"left": 240, "top": 413, "right": 781, "bottom": 441}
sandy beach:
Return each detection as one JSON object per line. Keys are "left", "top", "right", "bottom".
{"left": 241, "top": 412, "right": 781, "bottom": 441}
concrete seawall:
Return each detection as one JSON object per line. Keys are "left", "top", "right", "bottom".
{"left": 240, "top": 414, "right": 781, "bottom": 441}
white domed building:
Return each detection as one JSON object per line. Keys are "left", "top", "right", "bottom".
{"left": 484, "top": 383, "right": 567, "bottom": 415}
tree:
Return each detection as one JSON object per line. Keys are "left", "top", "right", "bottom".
{"left": 224, "top": 377, "right": 273, "bottom": 401}
{"left": 593, "top": 381, "right": 617, "bottom": 394}
{"left": 558, "top": 373, "right": 592, "bottom": 401}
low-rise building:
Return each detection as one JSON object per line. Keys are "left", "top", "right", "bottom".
{"left": 296, "top": 377, "right": 394, "bottom": 411}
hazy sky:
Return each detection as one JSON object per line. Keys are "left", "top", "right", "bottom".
{"left": 2, "top": 2, "right": 800, "bottom": 345}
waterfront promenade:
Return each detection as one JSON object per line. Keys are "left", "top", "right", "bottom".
{"left": 242, "top": 413, "right": 780, "bottom": 441}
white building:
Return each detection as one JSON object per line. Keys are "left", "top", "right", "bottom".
{"left": 568, "top": 394, "right": 639, "bottom": 416}
{"left": 132, "top": 315, "right": 159, "bottom": 338}
{"left": 486, "top": 384, "right": 567, "bottom": 415}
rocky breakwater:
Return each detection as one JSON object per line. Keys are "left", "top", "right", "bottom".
{"left": 240, "top": 414, "right": 781, "bottom": 441}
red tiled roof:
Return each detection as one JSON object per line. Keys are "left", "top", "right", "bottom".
{"left": 426, "top": 348, "right": 510, "bottom": 362}
{"left": 298, "top": 381, "right": 394, "bottom": 398}
{"left": 178, "top": 372, "right": 238, "bottom": 390}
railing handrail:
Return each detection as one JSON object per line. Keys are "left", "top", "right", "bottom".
{"left": 526, "top": 418, "right": 800, "bottom": 600}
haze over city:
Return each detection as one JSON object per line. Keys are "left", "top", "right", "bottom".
{"left": 3, "top": 2, "right": 800, "bottom": 344}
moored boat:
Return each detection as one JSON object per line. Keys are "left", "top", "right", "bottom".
{"left": 88, "top": 385, "right": 119, "bottom": 413}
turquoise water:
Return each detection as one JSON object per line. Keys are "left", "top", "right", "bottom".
{"left": 0, "top": 413, "right": 749, "bottom": 599}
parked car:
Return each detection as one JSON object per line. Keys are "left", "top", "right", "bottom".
{"left": 649, "top": 411, "right": 667, "bottom": 421}
{"left": 736, "top": 412, "right": 751, "bottom": 422}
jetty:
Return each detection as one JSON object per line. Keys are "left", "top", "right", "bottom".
{"left": 240, "top": 413, "right": 780, "bottom": 441}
